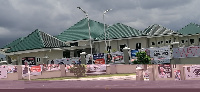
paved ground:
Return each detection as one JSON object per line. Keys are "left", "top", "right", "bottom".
{"left": 1, "top": 79, "right": 200, "bottom": 89}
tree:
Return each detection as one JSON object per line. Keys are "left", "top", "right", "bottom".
{"left": 133, "top": 51, "right": 151, "bottom": 64}
{"left": 69, "top": 64, "right": 87, "bottom": 78}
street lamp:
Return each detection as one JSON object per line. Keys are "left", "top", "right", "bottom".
{"left": 103, "top": 9, "right": 112, "bottom": 53}
{"left": 77, "top": 7, "right": 93, "bottom": 64}
{"left": 103, "top": 9, "right": 112, "bottom": 64}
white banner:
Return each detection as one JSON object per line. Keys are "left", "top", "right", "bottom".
{"left": 86, "top": 64, "right": 107, "bottom": 75}
{"left": 0, "top": 65, "right": 8, "bottom": 79}
{"left": 185, "top": 65, "right": 200, "bottom": 79}
{"left": 148, "top": 47, "right": 171, "bottom": 60}
{"left": 173, "top": 46, "right": 200, "bottom": 58}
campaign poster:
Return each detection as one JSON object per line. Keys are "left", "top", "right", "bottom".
{"left": 158, "top": 64, "right": 172, "bottom": 78}
{"left": 173, "top": 46, "right": 200, "bottom": 58}
{"left": 22, "top": 65, "right": 42, "bottom": 77}
{"left": 22, "top": 57, "right": 36, "bottom": 65}
{"left": 43, "top": 64, "right": 60, "bottom": 71}
{"left": 7, "top": 65, "right": 17, "bottom": 73}
{"left": 143, "top": 70, "right": 150, "bottom": 81}
{"left": 86, "top": 54, "right": 93, "bottom": 64}
{"left": 185, "top": 65, "right": 200, "bottom": 79}
{"left": 111, "top": 51, "right": 124, "bottom": 64}
{"left": 149, "top": 47, "right": 171, "bottom": 60}
{"left": 93, "top": 53, "right": 105, "bottom": 64}
{"left": 65, "top": 64, "right": 74, "bottom": 72}
{"left": 0, "top": 65, "right": 8, "bottom": 79}
{"left": 131, "top": 49, "right": 138, "bottom": 58}
{"left": 174, "top": 70, "right": 181, "bottom": 80}
{"left": 86, "top": 64, "right": 107, "bottom": 75}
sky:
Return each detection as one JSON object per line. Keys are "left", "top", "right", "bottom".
{"left": 0, "top": 0, "right": 200, "bottom": 59}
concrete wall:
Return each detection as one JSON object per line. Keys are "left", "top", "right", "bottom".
{"left": 0, "top": 73, "right": 19, "bottom": 80}
{"left": 106, "top": 64, "right": 137, "bottom": 74}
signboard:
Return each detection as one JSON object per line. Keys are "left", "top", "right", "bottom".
{"left": 0, "top": 65, "right": 7, "bottom": 79}
{"left": 173, "top": 46, "right": 200, "bottom": 58}
{"left": 93, "top": 53, "right": 105, "bottom": 64}
{"left": 111, "top": 51, "right": 124, "bottom": 63}
{"left": 22, "top": 57, "right": 36, "bottom": 65}
{"left": 22, "top": 65, "right": 42, "bottom": 77}
{"left": 185, "top": 65, "right": 200, "bottom": 79}
{"left": 158, "top": 64, "right": 172, "bottom": 78}
{"left": 86, "top": 64, "right": 107, "bottom": 75}
{"left": 174, "top": 70, "right": 181, "bottom": 80}
{"left": 131, "top": 50, "right": 138, "bottom": 58}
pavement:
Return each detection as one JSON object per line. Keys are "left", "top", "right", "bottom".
{"left": 62, "top": 75, "right": 136, "bottom": 81}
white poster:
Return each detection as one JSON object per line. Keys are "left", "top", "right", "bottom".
{"left": 143, "top": 70, "right": 150, "bottom": 81}
{"left": 148, "top": 47, "right": 171, "bottom": 60}
{"left": 185, "top": 65, "right": 200, "bottom": 79}
{"left": 86, "top": 64, "right": 107, "bottom": 75}
{"left": 0, "top": 65, "right": 8, "bottom": 79}
{"left": 173, "top": 46, "right": 200, "bottom": 58}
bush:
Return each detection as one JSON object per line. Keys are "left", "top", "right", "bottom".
{"left": 69, "top": 64, "right": 87, "bottom": 78}
{"left": 132, "top": 51, "right": 151, "bottom": 64}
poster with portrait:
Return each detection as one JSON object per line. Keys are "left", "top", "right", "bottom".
{"left": 86, "top": 64, "right": 107, "bottom": 75}
{"left": 7, "top": 65, "right": 17, "bottom": 73}
{"left": 0, "top": 65, "right": 8, "bottom": 79}
{"left": 185, "top": 65, "right": 200, "bottom": 79}
{"left": 22, "top": 57, "right": 36, "bottom": 65}
{"left": 111, "top": 51, "right": 124, "bottom": 64}
{"left": 174, "top": 70, "right": 181, "bottom": 80}
{"left": 22, "top": 65, "right": 42, "bottom": 77}
{"left": 93, "top": 53, "right": 105, "bottom": 64}
{"left": 158, "top": 64, "right": 172, "bottom": 78}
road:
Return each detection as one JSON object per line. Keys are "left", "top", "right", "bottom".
{"left": 0, "top": 80, "right": 200, "bottom": 89}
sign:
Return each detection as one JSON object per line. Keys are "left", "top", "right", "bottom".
{"left": 22, "top": 57, "right": 36, "bottom": 65}
{"left": 93, "top": 53, "right": 105, "bottom": 64}
{"left": 0, "top": 65, "right": 8, "bottom": 79}
{"left": 151, "top": 59, "right": 170, "bottom": 64}
{"left": 86, "top": 64, "right": 107, "bottom": 75}
{"left": 131, "top": 50, "right": 138, "bottom": 58}
{"left": 22, "top": 65, "right": 42, "bottom": 77}
{"left": 173, "top": 46, "right": 200, "bottom": 58}
{"left": 158, "top": 64, "right": 172, "bottom": 78}
{"left": 174, "top": 70, "right": 181, "bottom": 80}
{"left": 42, "top": 64, "right": 60, "bottom": 71}
{"left": 185, "top": 65, "right": 200, "bottom": 79}
{"left": 7, "top": 65, "right": 17, "bottom": 73}
{"left": 50, "top": 57, "right": 80, "bottom": 64}
{"left": 111, "top": 51, "right": 124, "bottom": 63}
{"left": 143, "top": 70, "right": 150, "bottom": 81}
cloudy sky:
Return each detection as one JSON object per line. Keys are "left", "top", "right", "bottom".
{"left": 0, "top": 0, "right": 200, "bottom": 59}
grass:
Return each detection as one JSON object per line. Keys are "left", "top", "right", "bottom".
{"left": 26, "top": 73, "right": 136, "bottom": 81}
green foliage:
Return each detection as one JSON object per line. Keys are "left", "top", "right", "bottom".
{"left": 132, "top": 51, "right": 151, "bottom": 64}
{"left": 69, "top": 64, "right": 87, "bottom": 78}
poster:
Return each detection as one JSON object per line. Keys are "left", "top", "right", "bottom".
{"left": 42, "top": 64, "right": 60, "bottom": 71}
{"left": 22, "top": 57, "right": 36, "bottom": 65}
{"left": 49, "top": 57, "right": 80, "bottom": 64}
{"left": 158, "top": 64, "right": 172, "bottom": 78}
{"left": 0, "top": 65, "right": 8, "bottom": 79}
{"left": 151, "top": 59, "right": 170, "bottom": 64}
{"left": 173, "top": 46, "right": 200, "bottom": 58}
{"left": 174, "top": 70, "right": 181, "bottom": 80}
{"left": 93, "top": 53, "right": 105, "bottom": 64}
{"left": 65, "top": 64, "right": 74, "bottom": 72}
{"left": 86, "top": 64, "right": 107, "bottom": 75}
{"left": 143, "top": 70, "right": 150, "bottom": 81}
{"left": 111, "top": 51, "right": 124, "bottom": 64}
{"left": 131, "top": 49, "right": 138, "bottom": 58}
{"left": 185, "top": 65, "right": 200, "bottom": 79}
{"left": 22, "top": 65, "right": 42, "bottom": 77}
{"left": 7, "top": 65, "right": 17, "bottom": 73}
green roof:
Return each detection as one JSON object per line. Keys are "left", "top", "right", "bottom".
{"left": 4, "top": 29, "right": 66, "bottom": 53}
{"left": 143, "top": 24, "right": 174, "bottom": 36}
{"left": 177, "top": 23, "right": 200, "bottom": 35}
{"left": 95, "top": 23, "right": 142, "bottom": 40}
{"left": 56, "top": 18, "right": 108, "bottom": 42}
{"left": 2, "top": 37, "right": 24, "bottom": 49}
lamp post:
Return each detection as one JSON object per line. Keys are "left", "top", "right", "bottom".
{"left": 103, "top": 9, "right": 112, "bottom": 53}
{"left": 77, "top": 7, "right": 93, "bottom": 64}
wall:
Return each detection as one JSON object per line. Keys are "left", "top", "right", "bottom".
{"left": 128, "top": 37, "right": 147, "bottom": 49}
{"left": 106, "top": 64, "right": 136, "bottom": 74}
{"left": 78, "top": 41, "right": 90, "bottom": 46}
{"left": 0, "top": 73, "right": 19, "bottom": 80}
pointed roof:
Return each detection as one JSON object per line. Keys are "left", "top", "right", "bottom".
{"left": 56, "top": 18, "right": 108, "bottom": 42}
{"left": 95, "top": 23, "right": 142, "bottom": 40}
{"left": 177, "top": 23, "right": 200, "bottom": 35}
{"left": 4, "top": 29, "right": 66, "bottom": 53}
{"left": 2, "top": 37, "right": 24, "bottom": 49}
{"left": 143, "top": 24, "right": 175, "bottom": 36}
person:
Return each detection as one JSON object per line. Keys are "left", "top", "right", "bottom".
{"left": 87, "top": 56, "right": 93, "bottom": 64}
{"left": 106, "top": 54, "right": 112, "bottom": 64}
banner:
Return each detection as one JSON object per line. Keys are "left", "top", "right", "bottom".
{"left": 86, "top": 64, "right": 107, "bottom": 75}
{"left": 7, "top": 65, "right": 17, "bottom": 73}
{"left": 65, "top": 64, "right": 74, "bottom": 72}
{"left": 22, "top": 65, "right": 42, "bottom": 77}
{"left": 173, "top": 46, "right": 200, "bottom": 58}
{"left": 0, "top": 65, "right": 8, "bottom": 79}
{"left": 158, "top": 64, "right": 172, "bottom": 78}
{"left": 185, "top": 65, "right": 200, "bottom": 79}
{"left": 22, "top": 57, "right": 36, "bottom": 65}
{"left": 49, "top": 57, "right": 80, "bottom": 64}
{"left": 131, "top": 49, "right": 138, "bottom": 58}
{"left": 42, "top": 64, "right": 60, "bottom": 71}
{"left": 93, "top": 53, "right": 105, "bottom": 64}
{"left": 174, "top": 70, "right": 181, "bottom": 80}
{"left": 111, "top": 51, "right": 124, "bottom": 63}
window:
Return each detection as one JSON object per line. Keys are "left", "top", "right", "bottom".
{"left": 190, "top": 39, "right": 194, "bottom": 44}
{"left": 107, "top": 46, "right": 111, "bottom": 52}
{"left": 120, "top": 44, "right": 126, "bottom": 52}
{"left": 70, "top": 42, "right": 78, "bottom": 46}
{"left": 166, "top": 40, "right": 168, "bottom": 43}
{"left": 185, "top": 40, "right": 188, "bottom": 42}
{"left": 136, "top": 43, "right": 141, "bottom": 49}
{"left": 36, "top": 57, "right": 41, "bottom": 62}
{"left": 152, "top": 42, "right": 155, "bottom": 45}
{"left": 161, "top": 41, "right": 163, "bottom": 44}
{"left": 169, "top": 40, "right": 171, "bottom": 43}
{"left": 158, "top": 41, "right": 160, "bottom": 44}
{"left": 181, "top": 40, "right": 185, "bottom": 43}
{"left": 199, "top": 38, "right": 200, "bottom": 42}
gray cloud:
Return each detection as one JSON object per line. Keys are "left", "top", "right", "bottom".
{"left": 0, "top": 0, "right": 200, "bottom": 58}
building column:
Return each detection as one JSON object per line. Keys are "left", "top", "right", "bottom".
{"left": 80, "top": 52, "right": 86, "bottom": 64}
{"left": 122, "top": 47, "right": 130, "bottom": 64}
{"left": 70, "top": 50, "right": 74, "bottom": 58}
